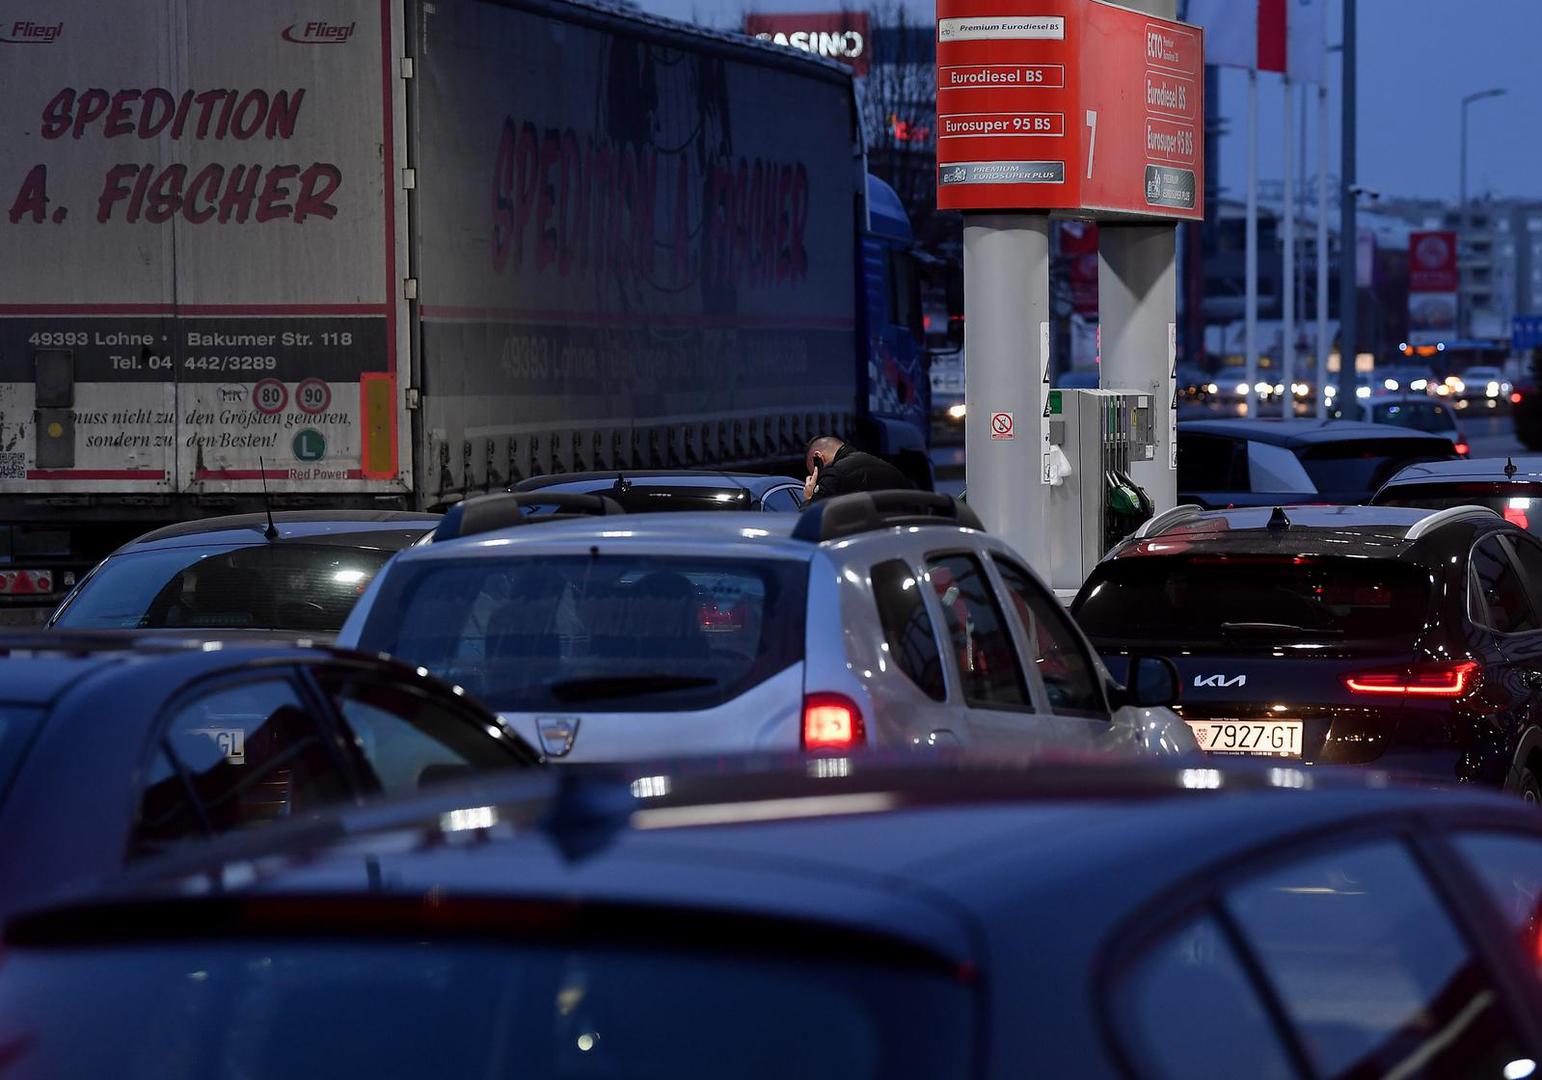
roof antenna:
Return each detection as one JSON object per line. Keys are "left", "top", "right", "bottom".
{"left": 258, "top": 456, "right": 279, "bottom": 541}
{"left": 1506, "top": 457, "right": 1519, "bottom": 480}
{"left": 1267, "top": 506, "right": 1292, "bottom": 532}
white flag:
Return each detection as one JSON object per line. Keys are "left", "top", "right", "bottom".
{"left": 1288, "top": 0, "right": 1328, "bottom": 85}
{"left": 1184, "top": 0, "right": 1257, "bottom": 70}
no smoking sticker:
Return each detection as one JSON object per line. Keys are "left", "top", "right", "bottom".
{"left": 990, "top": 411, "right": 1014, "bottom": 440}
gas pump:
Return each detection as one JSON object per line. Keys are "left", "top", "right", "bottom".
{"left": 1047, "top": 389, "right": 1158, "bottom": 595}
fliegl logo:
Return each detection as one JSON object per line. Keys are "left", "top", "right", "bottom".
{"left": 281, "top": 19, "right": 356, "bottom": 44}
{"left": 0, "top": 20, "right": 64, "bottom": 43}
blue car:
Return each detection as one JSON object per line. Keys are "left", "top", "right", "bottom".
{"left": 0, "top": 633, "right": 536, "bottom": 919}
{"left": 9, "top": 757, "right": 1542, "bottom": 1078}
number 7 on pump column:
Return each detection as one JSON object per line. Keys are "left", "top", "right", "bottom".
{"left": 1085, "top": 110, "right": 1098, "bottom": 179}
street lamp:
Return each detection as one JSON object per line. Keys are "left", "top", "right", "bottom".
{"left": 1460, "top": 87, "right": 1506, "bottom": 339}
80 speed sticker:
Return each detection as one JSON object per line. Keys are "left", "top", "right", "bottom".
{"left": 251, "top": 378, "right": 288, "bottom": 415}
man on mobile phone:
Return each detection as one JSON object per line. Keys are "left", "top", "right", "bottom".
{"left": 803, "top": 435, "right": 914, "bottom": 502}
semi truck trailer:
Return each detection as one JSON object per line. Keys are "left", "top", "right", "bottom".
{"left": 0, "top": 0, "right": 929, "bottom": 615}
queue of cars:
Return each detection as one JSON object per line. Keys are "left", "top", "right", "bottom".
{"left": 12, "top": 448, "right": 1542, "bottom": 1076}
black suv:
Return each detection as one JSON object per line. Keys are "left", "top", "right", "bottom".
{"left": 1072, "top": 503, "right": 1542, "bottom": 796}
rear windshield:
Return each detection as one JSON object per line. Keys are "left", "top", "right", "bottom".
{"left": 1368, "top": 401, "right": 1456, "bottom": 433}
{"left": 0, "top": 942, "right": 973, "bottom": 1080}
{"left": 1376, "top": 482, "right": 1542, "bottom": 537}
{"left": 1075, "top": 556, "right": 1432, "bottom": 650}
{"left": 53, "top": 544, "right": 392, "bottom": 633}
{"left": 1297, "top": 440, "right": 1452, "bottom": 498}
{"left": 357, "top": 555, "right": 807, "bottom": 712}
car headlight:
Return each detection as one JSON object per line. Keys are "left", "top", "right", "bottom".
{"left": 1384, "top": 378, "right": 1399, "bottom": 391}
{"left": 1411, "top": 379, "right": 1428, "bottom": 391}
{"left": 947, "top": 403, "right": 967, "bottom": 420}
{"left": 1235, "top": 382, "right": 1250, "bottom": 396}
{"left": 1356, "top": 386, "right": 1372, "bottom": 399}
{"left": 1206, "top": 383, "right": 1218, "bottom": 395}
{"left": 1324, "top": 385, "right": 1338, "bottom": 397}
{"left": 1487, "top": 382, "right": 1501, "bottom": 397}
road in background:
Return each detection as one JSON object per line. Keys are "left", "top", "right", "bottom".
{"left": 930, "top": 405, "right": 1529, "bottom": 500}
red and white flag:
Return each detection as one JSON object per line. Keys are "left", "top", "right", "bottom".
{"left": 1184, "top": 0, "right": 1326, "bottom": 83}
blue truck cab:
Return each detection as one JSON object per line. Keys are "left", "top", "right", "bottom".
{"left": 858, "top": 174, "right": 933, "bottom": 488}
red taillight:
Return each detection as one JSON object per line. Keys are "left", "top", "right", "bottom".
{"left": 802, "top": 693, "right": 865, "bottom": 750}
{"left": 1454, "top": 442, "right": 1470, "bottom": 457}
{"left": 1344, "top": 660, "right": 1480, "bottom": 697}
{"left": 1513, "top": 391, "right": 1525, "bottom": 405}
{"left": 1506, "top": 506, "right": 1531, "bottom": 529}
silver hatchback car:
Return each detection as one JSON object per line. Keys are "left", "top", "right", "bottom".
{"left": 338, "top": 492, "right": 1194, "bottom": 762}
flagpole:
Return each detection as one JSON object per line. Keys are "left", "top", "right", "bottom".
{"left": 1316, "top": 82, "right": 1330, "bottom": 418}
{"left": 1246, "top": 68, "right": 1259, "bottom": 416}
{"left": 1282, "top": 74, "right": 1295, "bottom": 418}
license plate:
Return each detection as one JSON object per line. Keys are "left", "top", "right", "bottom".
{"left": 1187, "top": 719, "right": 1303, "bottom": 757}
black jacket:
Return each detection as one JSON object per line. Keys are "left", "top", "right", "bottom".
{"left": 810, "top": 444, "right": 914, "bottom": 501}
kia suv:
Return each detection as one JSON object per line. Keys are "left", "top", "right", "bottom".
{"left": 1072, "top": 503, "right": 1542, "bottom": 796}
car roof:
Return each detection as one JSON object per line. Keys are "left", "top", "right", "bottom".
{"left": 1382, "top": 455, "right": 1542, "bottom": 486}
{"left": 397, "top": 511, "right": 825, "bottom": 564}
{"left": 32, "top": 758, "right": 1526, "bottom": 971}
{"left": 0, "top": 631, "right": 390, "bottom": 706}
{"left": 1180, "top": 417, "right": 1453, "bottom": 447}
{"left": 121, "top": 511, "right": 441, "bottom": 552}
{"left": 1111, "top": 503, "right": 1461, "bottom": 560}
{"left": 513, "top": 471, "right": 797, "bottom": 497}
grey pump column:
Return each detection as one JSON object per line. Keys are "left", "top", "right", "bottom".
{"left": 1099, "top": 224, "right": 1178, "bottom": 512}
{"left": 964, "top": 214, "right": 1053, "bottom": 573}
{"left": 1096, "top": 0, "right": 1178, "bottom": 515}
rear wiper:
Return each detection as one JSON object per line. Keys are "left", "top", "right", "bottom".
{"left": 547, "top": 674, "right": 719, "bottom": 702}
{"left": 1220, "top": 621, "right": 1343, "bottom": 637}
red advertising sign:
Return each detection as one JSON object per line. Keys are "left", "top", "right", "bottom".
{"left": 1409, "top": 231, "right": 1459, "bottom": 293}
{"left": 746, "top": 12, "right": 871, "bottom": 76}
{"left": 934, "top": 0, "right": 1203, "bottom": 220}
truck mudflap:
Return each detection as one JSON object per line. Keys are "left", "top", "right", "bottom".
{"left": 0, "top": 0, "right": 410, "bottom": 496}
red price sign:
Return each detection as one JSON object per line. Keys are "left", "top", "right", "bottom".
{"left": 934, "top": 0, "right": 1203, "bottom": 221}
{"left": 251, "top": 378, "right": 288, "bottom": 415}
{"left": 295, "top": 377, "right": 332, "bottom": 415}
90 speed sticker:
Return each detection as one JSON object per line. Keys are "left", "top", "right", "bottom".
{"left": 295, "top": 378, "right": 332, "bottom": 415}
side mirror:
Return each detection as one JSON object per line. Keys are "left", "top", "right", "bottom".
{"left": 1123, "top": 655, "right": 1181, "bottom": 709}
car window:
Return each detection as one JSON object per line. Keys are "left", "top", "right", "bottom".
{"left": 1451, "top": 831, "right": 1542, "bottom": 971}
{"left": 1225, "top": 839, "right": 1527, "bottom": 1079}
{"left": 1471, "top": 536, "right": 1539, "bottom": 634}
{"left": 1504, "top": 534, "right": 1542, "bottom": 614}
{"left": 1118, "top": 914, "right": 1296, "bottom": 1080}
{"left": 1076, "top": 556, "right": 1431, "bottom": 652}
{"left": 357, "top": 556, "right": 807, "bottom": 713}
{"left": 923, "top": 553, "right": 1029, "bottom": 709}
{"left": 1247, "top": 440, "right": 1317, "bottom": 493}
{"left": 993, "top": 557, "right": 1104, "bottom": 717}
{"left": 1296, "top": 440, "right": 1452, "bottom": 499}
{"left": 313, "top": 667, "right": 533, "bottom": 795}
{"left": 761, "top": 486, "right": 803, "bottom": 512}
{"left": 870, "top": 559, "right": 947, "bottom": 702}
{"left": 53, "top": 543, "right": 393, "bottom": 632}
{"left": 1370, "top": 401, "right": 1457, "bottom": 433}
{"left": 0, "top": 943, "right": 974, "bottom": 1080}
{"left": 1178, "top": 433, "right": 1247, "bottom": 492}
{"left": 1375, "top": 482, "right": 1542, "bottom": 537}
{"left": 136, "top": 676, "right": 351, "bottom": 851}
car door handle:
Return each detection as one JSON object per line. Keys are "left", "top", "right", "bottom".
{"left": 921, "top": 729, "right": 962, "bottom": 749}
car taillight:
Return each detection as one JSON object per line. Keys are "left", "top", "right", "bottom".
{"left": 1454, "top": 442, "right": 1471, "bottom": 457}
{"left": 802, "top": 693, "right": 865, "bottom": 750}
{"left": 1344, "top": 660, "right": 1480, "bottom": 697}
{"left": 1506, "top": 506, "right": 1531, "bottom": 529}
{"left": 1513, "top": 391, "right": 1525, "bottom": 405}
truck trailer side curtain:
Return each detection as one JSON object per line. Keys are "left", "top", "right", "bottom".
{"left": 491, "top": 118, "right": 811, "bottom": 289}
